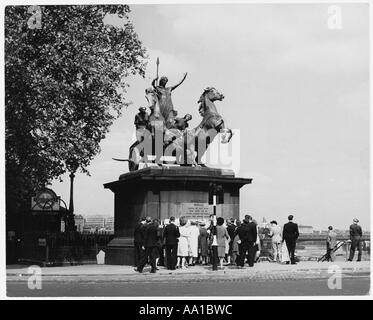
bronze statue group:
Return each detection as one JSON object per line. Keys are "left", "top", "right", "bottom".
{"left": 120, "top": 66, "right": 233, "bottom": 171}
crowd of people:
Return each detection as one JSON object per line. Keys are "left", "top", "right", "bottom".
{"left": 133, "top": 214, "right": 364, "bottom": 273}
{"left": 134, "top": 214, "right": 299, "bottom": 273}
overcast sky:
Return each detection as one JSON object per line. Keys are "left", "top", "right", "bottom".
{"left": 51, "top": 3, "right": 370, "bottom": 230}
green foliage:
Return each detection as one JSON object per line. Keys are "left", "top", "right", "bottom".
{"left": 5, "top": 5, "right": 147, "bottom": 214}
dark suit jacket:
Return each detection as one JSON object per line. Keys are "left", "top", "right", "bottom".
{"left": 143, "top": 223, "right": 159, "bottom": 248}
{"left": 134, "top": 223, "right": 146, "bottom": 244}
{"left": 350, "top": 224, "right": 362, "bottom": 238}
{"left": 227, "top": 223, "right": 237, "bottom": 242}
{"left": 163, "top": 223, "right": 180, "bottom": 245}
{"left": 283, "top": 222, "right": 299, "bottom": 242}
{"left": 237, "top": 222, "right": 257, "bottom": 244}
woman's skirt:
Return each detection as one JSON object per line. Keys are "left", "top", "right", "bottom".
{"left": 217, "top": 245, "right": 226, "bottom": 258}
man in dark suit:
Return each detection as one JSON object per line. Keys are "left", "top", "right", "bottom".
{"left": 226, "top": 218, "right": 237, "bottom": 265}
{"left": 133, "top": 217, "right": 146, "bottom": 268}
{"left": 237, "top": 215, "right": 257, "bottom": 267}
{"left": 163, "top": 216, "right": 180, "bottom": 270}
{"left": 137, "top": 218, "right": 160, "bottom": 273}
{"left": 282, "top": 215, "right": 299, "bottom": 264}
{"left": 348, "top": 218, "right": 363, "bottom": 261}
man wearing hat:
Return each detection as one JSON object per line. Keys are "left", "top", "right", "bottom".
{"left": 282, "top": 215, "right": 299, "bottom": 264}
{"left": 348, "top": 218, "right": 363, "bottom": 261}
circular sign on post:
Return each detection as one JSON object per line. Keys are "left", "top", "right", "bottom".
{"left": 31, "top": 188, "right": 60, "bottom": 211}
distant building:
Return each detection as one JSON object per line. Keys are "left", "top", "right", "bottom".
{"left": 298, "top": 225, "right": 313, "bottom": 234}
{"left": 84, "top": 215, "right": 105, "bottom": 231}
{"left": 74, "top": 214, "right": 85, "bottom": 233}
{"left": 105, "top": 216, "right": 114, "bottom": 231}
{"left": 81, "top": 215, "right": 114, "bottom": 233}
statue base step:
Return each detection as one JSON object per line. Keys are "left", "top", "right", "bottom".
{"left": 105, "top": 237, "right": 135, "bottom": 265}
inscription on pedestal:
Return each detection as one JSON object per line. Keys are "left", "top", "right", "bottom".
{"left": 182, "top": 202, "right": 212, "bottom": 221}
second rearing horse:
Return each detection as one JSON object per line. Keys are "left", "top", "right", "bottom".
{"left": 168, "top": 87, "right": 233, "bottom": 166}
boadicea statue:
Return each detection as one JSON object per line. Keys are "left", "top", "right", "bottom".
{"left": 113, "top": 58, "right": 233, "bottom": 171}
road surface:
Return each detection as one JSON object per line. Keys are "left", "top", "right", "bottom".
{"left": 7, "top": 275, "right": 370, "bottom": 297}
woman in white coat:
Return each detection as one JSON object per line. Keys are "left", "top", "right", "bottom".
{"left": 188, "top": 221, "right": 200, "bottom": 266}
{"left": 176, "top": 217, "right": 191, "bottom": 269}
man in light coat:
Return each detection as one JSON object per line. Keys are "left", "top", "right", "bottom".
{"left": 269, "top": 220, "right": 282, "bottom": 263}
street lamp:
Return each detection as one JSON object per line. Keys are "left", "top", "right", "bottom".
{"left": 69, "top": 171, "right": 75, "bottom": 215}
{"left": 65, "top": 158, "right": 78, "bottom": 232}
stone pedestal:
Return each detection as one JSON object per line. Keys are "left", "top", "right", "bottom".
{"left": 103, "top": 166, "right": 252, "bottom": 265}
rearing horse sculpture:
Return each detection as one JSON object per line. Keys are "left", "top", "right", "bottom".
{"left": 127, "top": 87, "right": 233, "bottom": 171}
{"left": 168, "top": 87, "right": 233, "bottom": 166}
{"left": 197, "top": 87, "right": 225, "bottom": 131}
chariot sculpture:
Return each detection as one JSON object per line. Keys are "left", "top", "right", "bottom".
{"left": 114, "top": 58, "right": 233, "bottom": 172}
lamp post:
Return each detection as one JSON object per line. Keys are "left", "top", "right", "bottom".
{"left": 65, "top": 157, "right": 78, "bottom": 232}
{"left": 69, "top": 171, "right": 75, "bottom": 215}
{"left": 64, "top": 170, "right": 76, "bottom": 232}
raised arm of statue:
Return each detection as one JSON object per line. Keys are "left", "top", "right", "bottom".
{"left": 171, "top": 72, "right": 188, "bottom": 91}
{"left": 152, "top": 77, "right": 158, "bottom": 89}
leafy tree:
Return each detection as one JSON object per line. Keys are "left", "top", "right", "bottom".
{"left": 5, "top": 5, "right": 147, "bottom": 228}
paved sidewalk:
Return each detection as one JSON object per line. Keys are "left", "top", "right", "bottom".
{"left": 7, "top": 261, "right": 370, "bottom": 283}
